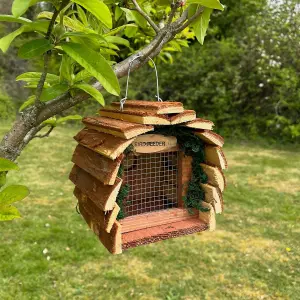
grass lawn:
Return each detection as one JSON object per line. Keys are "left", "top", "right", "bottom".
{"left": 0, "top": 123, "right": 299, "bottom": 300}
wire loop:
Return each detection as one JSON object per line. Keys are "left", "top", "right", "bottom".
{"left": 120, "top": 55, "right": 162, "bottom": 110}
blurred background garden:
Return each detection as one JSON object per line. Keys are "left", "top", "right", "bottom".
{"left": 0, "top": 0, "right": 299, "bottom": 299}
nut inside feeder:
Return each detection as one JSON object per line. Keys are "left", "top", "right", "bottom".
{"left": 70, "top": 100, "right": 227, "bottom": 254}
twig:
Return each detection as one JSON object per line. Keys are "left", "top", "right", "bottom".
{"left": 131, "top": 0, "right": 159, "bottom": 33}
{"left": 34, "top": 0, "right": 70, "bottom": 107}
{"left": 175, "top": 7, "right": 205, "bottom": 32}
{"left": 32, "top": 126, "right": 54, "bottom": 139}
{"left": 167, "top": 1, "right": 181, "bottom": 25}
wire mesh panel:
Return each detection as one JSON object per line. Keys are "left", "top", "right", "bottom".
{"left": 123, "top": 151, "right": 179, "bottom": 217}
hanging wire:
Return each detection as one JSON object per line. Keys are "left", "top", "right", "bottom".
{"left": 120, "top": 55, "right": 162, "bottom": 110}
{"left": 75, "top": 202, "right": 81, "bottom": 214}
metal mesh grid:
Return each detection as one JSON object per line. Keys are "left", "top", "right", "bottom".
{"left": 123, "top": 151, "right": 179, "bottom": 217}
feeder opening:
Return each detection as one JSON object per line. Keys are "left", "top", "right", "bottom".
{"left": 123, "top": 150, "right": 179, "bottom": 217}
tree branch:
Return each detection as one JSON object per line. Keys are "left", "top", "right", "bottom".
{"left": 34, "top": 0, "right": 69, "bottom": 107}
{"left": 167, "top": 1, "right": 181, "bottom": 25}
{"left": 131, "top": 0, "right": 159, "bottom": 33}
{"left": 32, "top": 126, "right": 54, "bottom": 139}
{"left": 175, "top": 7, "right": 205, "bottom": 33}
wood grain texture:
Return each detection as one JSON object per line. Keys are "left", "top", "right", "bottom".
{"left": 72, "top": 144, "right": 123, "bottom": 185}
{"left": 178, "top": 153, "right": 193, "bottom": 207}
{"left": 110, "top": 100, "right": 184, "bottom": 114}
{"left": 122, "top": 219, "right": 208, "bottom": 250}
{"left": 79, "top": 202, "right": 122, "bottom": 254}
{"left": 199, "top": 202, "right": 216, "bottom": 232}
{"left": 182, "top": 118, "right": 214, "bottom": 130}
{"left": 199, "top": 183, "right": 223, "bottom": 214}
{"left": 82, "top": 116, "right": 154, "bottom": 139}
{"left": 69, "top": 165, "right": 122, "bottom": 211}
{"left": 74, "top": 128, "right": 134, "bottom": 160}
{"left": 169, "top": 110, "right": 196, "bottom": 125}
{"left": 74, "top": 187, "right": 120, "bottom": 233}
{"left": 205, "top": 146, "right": 228, "bottom": 170}
{"left": 120, "top": 208, "right": 198, "bottom": 233}
{"left": 200, "top": 163, "right": 226, "bottom": 192}
{"left": 194, "top": 130, "right": 224, "bottom": 147}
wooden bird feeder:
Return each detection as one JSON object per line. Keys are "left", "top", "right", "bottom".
{"left": 70, "top": 101, "right": 227, "bottom": 254}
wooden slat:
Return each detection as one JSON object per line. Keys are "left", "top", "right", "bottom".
{"left": 200, "top": 163, "right": 226, "bottom": 192}
{"left": 69, "top": 165, "right": 122, "bottom": 211}
{"left": 122, "top": 218, "right": 208, "bottom": 250}
{"left": 72, "top": 144, "right": 123, "bottom": 185}
{"left": 178, "top": 153, "right": 193, "bottom": 207}
{"left": 120, "top": 208, "right": 198, "bottom": 233}
{"left": 200, "top": 183, "right": 223, "bottom": 214}
{"left": 82, "top": 116, "right": 154, "bottom": 139}
{"left": 109, "top": 100, "right": 184, "bottom": 114}
{"left": 194, "top": 130, "right": 224, "bottom": 147}
{"left": 182, "top": 118, "right": 214, "bottom": 130}
{"left": 199, "top": 202, "right": 216, "bottom": 231}
{"left": 74, "top": 187, "right": 120, "bottom": 233}
{"left": 79, "top": 202, "right": 122, "bottom": 254}
{"left": 74, "top": 128, "right": 134, "bottom": 160}
{"left": 205, "top": 146, "right": 228, "bottom": 170}
{"left": 170, "top": 110, "right": 196, "bottom": 125}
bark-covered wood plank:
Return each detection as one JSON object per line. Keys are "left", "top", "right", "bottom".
{"left": 200, "top": 163, "right": 226, "bottom": 192}
{"left": 74, "top": 128, "right": 134, "bottom": 160}
{"left": 74, "top": 187, "right": 120, "bottom": 233}
{"left": 82, "top": 116, "right": 154, "bottom": 139}
{"left": 122, "top": 219, "right": 208, "bottom": 250}
{"left": 69, "top": 165, "right": 122, "bottom": 211}
{"left": 199, "top": 202, "right": 216, "bottom": 231}
{"left": 194, "top": 130, "right": 224, "bottom": 147}
{"left": 200, "top": 183, "right": 223, "bottom": 214}
{"left": 78, "top": 202, "right": 122, "bottom": 254}
{"left": 110, "top": 100, "right": 184, "bottom": 114}
{"left": 72, "top": 144, "right": 123, "bottom": 185}
{"left": 205, "top": 146, "right": 228, "bottom": 170}
{"left": 169, "top": 110, "right": 196, "bottom": 125}
{"left": 182, "top": 118, "right": 214, "bottom": 130}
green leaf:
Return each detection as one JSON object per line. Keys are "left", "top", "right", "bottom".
{"left": 0, "top": 172, "right": 6, "bottom": 188}
{"left": 19, "top": 95, "right": 35, "bottom": 111}
{"left": 61, "top": 42, "right": 120, "bottom": 96}
{"left": 16, "top": 72, "right": 60, "bottom": 84}
{"left": 187, "top": 0, "right": 224, "bottom": 11}
{"left": 0, "top": 158, "right": 19, "bottom": 172}
{"left": 18, "top": 39, "right": 53, "bottom": 59}
{"left": 124, "top": 26, "right": 138, "bottom": 38}
{"left": 72, "top": 0, "right": 112, "bottom": 28}
{"left": 40, "top": 83, "right": 69, "bottom": 102}
{"left": 74, "top": 69, "right": 91, "bottom": 83}
{"left": 115, "top": 6, "right": 123, "bottom": 22}
{"left": 0, "top": 26, "right": 25, "bottom": 53}
{"left": 12, "top": 0, "right": 39, "bottom": 18}
{"left": 42, "top": 117, "right": 57, "bottom": 127}
{"left": 0, "top": 205, "right": 21, "bottom": 221}
{"left": 60, "top": 55, "right": 74, "bottom": 84}
{"left": 73, "top": 83, "right": 105, "bottom": 106}
{"left": 0, "top": 185, "right": 30, "bottom": 207}
{"left": 193, "top": 8, "right": 213, "bottom": 44}
{"left": 76, "top": 4, "right": 88, "bottom": 26}
{"left": 0, "top": 14, "right": 31, "bottom": 24}
{"left": 121, "top": 8, "right": 147, "bottom": 28}
{"left": 105, "top": 36, "right": 130, "bottom": 48}
{"left": 104, "top": 24, "right": 137, "bottom": 36}
{"left": 56, "top": 115, "right": 82, "bottom": 125}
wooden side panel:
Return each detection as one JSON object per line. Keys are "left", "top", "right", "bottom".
{"left": 122, "top": 219, "right": 208, "bottom": 250}
{"left": 120, "top": 208, "right": 198, "bottom": 233}
{"left": 74, "top": 128, "right": 134, "bottom": 160}
{"left": 74, "top": 187, "right": 120, "bottom": 233}
{"left": 200, "top": 163, "right": 226, "bottom": 192}
{"left": 72, "top": 144, "right": 123, "bottom": 185}
{"left": 178, "top": 153, "right": 193, "bottom": 207}
{"left": 69, "top": 165, "right": 122, "bottom": 211}
{"left": 79, "top": 202, "right": 122, "bottom": 254}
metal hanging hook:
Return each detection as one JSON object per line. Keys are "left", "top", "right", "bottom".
{"left": 120, "top": 55, "right": 162, "bottom": 110}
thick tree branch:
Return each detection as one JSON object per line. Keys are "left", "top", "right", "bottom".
{"left": 131, "top": 0, "right": 159, "bottom": 33}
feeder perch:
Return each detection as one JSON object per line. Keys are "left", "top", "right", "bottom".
{"left": 69, "top": 101, "right": 227, "bottom": 254}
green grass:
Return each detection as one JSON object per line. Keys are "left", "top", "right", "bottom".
{"left": 0, "top": 124, "right": 299, "bottom": 300}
